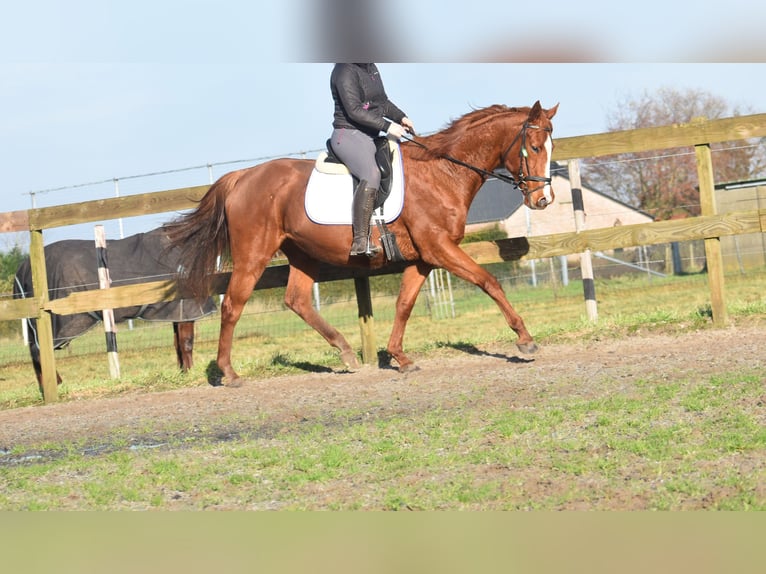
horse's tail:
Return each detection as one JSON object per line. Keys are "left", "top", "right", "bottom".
{"left": 165, "top": 172, "right": 237, "bottom": 300}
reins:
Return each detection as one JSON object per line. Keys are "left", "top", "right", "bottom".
{"left": 402, "top": 121, "right": 553, "bottom": 198}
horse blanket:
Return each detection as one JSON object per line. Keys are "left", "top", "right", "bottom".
{"left": 13, "top": 226, "right": 217, "bottom": 348}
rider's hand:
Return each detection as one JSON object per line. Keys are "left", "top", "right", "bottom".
{"left": 401, "top": 117, "right": 415, "bottom": 135}
{"left": 386, "top": 122, "right": 406, "bottom": 140}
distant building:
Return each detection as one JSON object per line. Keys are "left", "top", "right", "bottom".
{"left": 466, "top": 162, "right": 654, "bottom": 238}
{"left": 715, "top": 178, "right": 766, "bottom": 270}
{"left": 464, "top": 162, "right": 659, "bottom": 279}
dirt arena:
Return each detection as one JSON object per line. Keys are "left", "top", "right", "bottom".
{"left": 2, "top": 325, "right": 764, "bottom": 455}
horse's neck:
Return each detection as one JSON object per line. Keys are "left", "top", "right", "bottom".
{"left": 463, "top": 117, "right": 522, "bottom": 171}
{"left": 447, "top": 117, "right": 523, "bottom": 203}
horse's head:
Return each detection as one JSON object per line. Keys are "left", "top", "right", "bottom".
{"left": 503, "top": 101, "right": 559, "bottom": 210}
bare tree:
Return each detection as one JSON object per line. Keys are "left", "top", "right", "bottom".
{"left": 582, "top": 87, "right": 766, "bottom": 220}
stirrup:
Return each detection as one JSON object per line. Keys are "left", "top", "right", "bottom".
{"left": 350, "top": 241, "right": 382, "bottom": 258}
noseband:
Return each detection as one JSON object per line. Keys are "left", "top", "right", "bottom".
{"left": 499, "top": 122, "right": 553, "bottom": 199}
{"left": 404, "top": 121, "right": 553, "bottom": 204}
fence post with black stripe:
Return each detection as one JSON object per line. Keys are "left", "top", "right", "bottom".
{"left": 94, "top": 225, "right": 121, "bottom": 378}
{"left": 568, "top": 159, "right": 598, "bottom": 322}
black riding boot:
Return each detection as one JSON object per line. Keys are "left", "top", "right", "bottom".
{"left": 350, "top": 181, "right": 382, "bottom": 257}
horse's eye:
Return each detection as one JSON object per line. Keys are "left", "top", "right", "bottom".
{"left": 531, "top": 146, "right": 540, "bottom": 153}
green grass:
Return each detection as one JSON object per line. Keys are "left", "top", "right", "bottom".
{"left": 2, "top": 366, "right": 764, "bottom": 510}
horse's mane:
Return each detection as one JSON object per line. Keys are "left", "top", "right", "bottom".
{"left": 408, "top": 104, "right": 530, "bottom": 160}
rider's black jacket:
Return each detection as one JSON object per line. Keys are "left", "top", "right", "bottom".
{"left": 330, "top": 63, "right": 407, "bottom": 138}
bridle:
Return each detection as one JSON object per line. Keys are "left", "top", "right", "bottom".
{"left": 403, "top": 121, "right": 553, "bottom": 206}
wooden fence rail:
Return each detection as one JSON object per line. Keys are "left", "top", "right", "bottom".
{"left": 2, "top": 113, "right": 766, "bottom": 403}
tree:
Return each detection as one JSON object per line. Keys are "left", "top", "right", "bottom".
{"left": 581, "top": 87, "right": 766, "bottom": 220}
{"left": 0, "top": 244, "right": 27, "bottom": 296}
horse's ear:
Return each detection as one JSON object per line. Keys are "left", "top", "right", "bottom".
{"left": 531, "top": 100, "right": 542, "bottom": 114}
{"left": 547, "top": 103, "right": 560, "bottom": 119}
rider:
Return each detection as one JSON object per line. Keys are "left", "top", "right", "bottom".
{"left": 329, "top": 63, "right": 415, "bottom": 257}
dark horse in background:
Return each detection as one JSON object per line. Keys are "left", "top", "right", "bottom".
{"left": 166, "top": 102, "right": 558, "bottom": 387}
{"left": 13, "top": 227, "right": 217, "bottom": 386}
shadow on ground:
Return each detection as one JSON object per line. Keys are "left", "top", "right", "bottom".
{"left": 438, "top": 341, "right": 535, "bottom": 364}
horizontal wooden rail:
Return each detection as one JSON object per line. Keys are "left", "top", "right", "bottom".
{"left": 26, "top": 186, "right": 210, "bottom": 231}
{"left": 552, "top": 113, "right": 766, "bottom": 161}
{"left": 0, "top": 297, "right": 40, "bottom": 320}
{"left": 463, "top": 209, "right": 766, "bottom": 264}
{"left": 0, "top": 210, "right": 30, "bottom": 233}
{"left": 1, "top": 261, "right": 413, "bottom": 321}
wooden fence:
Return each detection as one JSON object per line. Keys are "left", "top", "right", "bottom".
{"left": 2, "top": 113, "right": 766, "bottom": 403}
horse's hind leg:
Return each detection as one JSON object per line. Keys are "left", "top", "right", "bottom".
{"left": 282, "top": 249, "right": 360, "bottom": 370}
{"left": 387, "top": 261, "right": 432, "bottom": 372}
{"left": 173, "top": 321, "right": 195, "bottom": 371}
{"left": 29, "top": 339, "right": 62, "bottom": 392}
{"left": 217, "top": 263, "right": 267, "bottom": 387}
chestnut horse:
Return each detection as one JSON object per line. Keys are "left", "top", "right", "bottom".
{"left": 167, "top": 101, "right": 558, "bottom": 386}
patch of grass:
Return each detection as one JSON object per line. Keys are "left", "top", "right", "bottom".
{"left": 3, "top": 364, "right": 766, "bottom": 510}
{"left": 731, "top": 299, "right": 766, "bottom": 316}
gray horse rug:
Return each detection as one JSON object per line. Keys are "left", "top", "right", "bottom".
{"left": 13, "top": 226, "right": 217, "bottom": 350}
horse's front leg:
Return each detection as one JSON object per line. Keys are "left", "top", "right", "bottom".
{"left": 427, "top": 243, "right": 537, "bottom": 354}
{"left": 387, "top": 261, "right": 432, "bottom": 372}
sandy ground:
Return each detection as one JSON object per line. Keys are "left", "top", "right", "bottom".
{"left": 2, "top": 325, "right": 764, "bottom": 455}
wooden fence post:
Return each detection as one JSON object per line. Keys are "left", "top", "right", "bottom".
{"left": 29, "top": 229, "right": 58, "bottom": 403}
{"left": 695, "top": 144, "right": 727, "bottom": 325}
{"left": 95, "top": 225, "right": 121, "bottom": 378}
{"left": 568, "top": 159, "right": 598, "bottom": 321}
{"left": 354, "top": 276, "right": 376, "bottom": 365}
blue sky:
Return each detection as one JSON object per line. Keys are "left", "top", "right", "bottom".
{"left": 2, "top": 2, "right": 765, "bottom": 245}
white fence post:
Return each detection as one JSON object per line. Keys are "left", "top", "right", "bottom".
{"left": 94, "top": 225, "right": 120, "bottom": 379}
{"left": 568, "top": 159, "right": 598, "bottom": 322}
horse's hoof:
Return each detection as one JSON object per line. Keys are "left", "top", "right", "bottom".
{"left": 224, "top": 377, "right": 244, "bottom": 388}
{"left": 399, "top": 363, "right": 421, "bottom": 373}
{"left": 516, "top": 341, "right": 539, "bottom": 354}
{"left": 341, "top": 351, "right": 361, "bottom": 371}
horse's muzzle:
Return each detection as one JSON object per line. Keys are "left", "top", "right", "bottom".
{"left": 526, "top": 196, "right": 550, "bottom": 210}
{"left": 533, "top": 185, "right": 555, "bottom": 210}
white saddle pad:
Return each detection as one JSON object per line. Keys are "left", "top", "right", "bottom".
{"left": 305, "top": 142, "right": 405, "bottom": 225}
